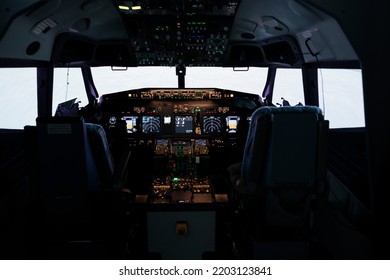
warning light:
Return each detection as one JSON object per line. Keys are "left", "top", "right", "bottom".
{"left": 118, "top": 5, "right": 130, "bottom": 10}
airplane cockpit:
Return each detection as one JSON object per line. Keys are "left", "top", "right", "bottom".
{"left": 47, "top": 86, "right": 265, "bottom": 259}
{"left": 1, "top": 0, "right": 387, "bottom": 261}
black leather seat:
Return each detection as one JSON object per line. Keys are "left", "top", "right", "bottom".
{"left": 230, "top": 106, "right": 328, "bottom": 258}
{"left": 26, "top": 116, "right": 130, "bottom": 258}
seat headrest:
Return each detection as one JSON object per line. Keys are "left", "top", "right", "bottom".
{"left": 36, "top": 116, "right": 84, "bottom": 124}
{"left": 251, "top": 106, "right": 323, "bottom": 120}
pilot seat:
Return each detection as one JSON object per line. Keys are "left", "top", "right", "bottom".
{"left": 229, "top": 105, "right": 328, "bottom": 259}
{"left": 25, "top": 116, "right": 130, "bottom": 258}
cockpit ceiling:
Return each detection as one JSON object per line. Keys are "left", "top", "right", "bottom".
{"left": 0, "top": 0, "right": 359, "bottom": 67}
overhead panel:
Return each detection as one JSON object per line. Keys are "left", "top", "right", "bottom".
{"left": 115, "top": 0, "right": 241, "bottom": 66}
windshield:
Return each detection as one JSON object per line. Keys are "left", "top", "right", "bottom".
{"left": 0, "top": 66, "right": 365, "bottom": 129}
{"left": 91, "top": 66, "right": 267, "bottom": 95}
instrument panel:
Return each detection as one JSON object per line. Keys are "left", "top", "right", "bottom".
{"left": 107, "top": 104, "right": 241, "bottom": 136}
{"left": 100, "top": 88, "right": 259, "bottom": 141}
{"left": 98, "top": 88, "right": 259, "bottom": 192}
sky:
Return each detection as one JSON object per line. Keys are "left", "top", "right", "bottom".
{"left": 0, "top": 67, "right": 365, "bottom": 129}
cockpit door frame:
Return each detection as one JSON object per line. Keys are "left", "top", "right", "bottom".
{"left": 37, "top": 64, "right": 54, "bottom": 117}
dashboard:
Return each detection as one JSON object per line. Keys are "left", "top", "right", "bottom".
{"left": 98, "top": 88, "right": 260, "bottom": 193}
{"left": 100, "top": 88, "right": 260, "bottom": 147}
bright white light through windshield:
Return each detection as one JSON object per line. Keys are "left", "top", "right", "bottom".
{"left": 0, "top": 67, "right": 365, "bottom": 129}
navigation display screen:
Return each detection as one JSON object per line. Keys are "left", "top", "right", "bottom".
{"left": 203, "top": 115, "right": 222, "bottom": 134}
{"left": 142, "top": 116, "right": 161, "bottom": 133}
{"left": 175, "top": 115, "right": 193, "bottom": 134}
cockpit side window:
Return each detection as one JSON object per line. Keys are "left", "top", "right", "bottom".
{"left": 0, "top": 68, "right": 37, "bottom": 129}
{"left": 272, "top": 68, "right": 305, "bottom": 107}
{"left": 318, "top": 69, "right": 365, "bottom": 128}
{"left": 53, "top": 68, "right": 88, "bottom": 115}
{"left": 271, "top": 68, "right": 365, "bottom": 129}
